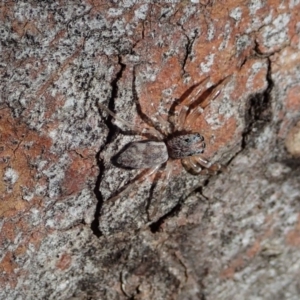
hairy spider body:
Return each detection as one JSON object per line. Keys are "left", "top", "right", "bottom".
{"left": 99, "top": 76, "right": 231, "bottom": 204}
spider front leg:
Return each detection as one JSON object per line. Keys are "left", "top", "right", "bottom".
{"left": 176, "top": 76, "right": 232, "bottom": 131}
{"left": 186, "top": 76, "right": 233, "bottom": 130}
{"left": 181, "top": 156, "right": 223, "bottom": 175}
{"left": 175, "top": 77, "right": 210, "bottom": 131}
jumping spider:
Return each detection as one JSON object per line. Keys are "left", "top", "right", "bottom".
{"left": 99, "top": 76, "right": 231, "bottom": 203}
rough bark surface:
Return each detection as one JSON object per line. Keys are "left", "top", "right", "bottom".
{"left": 1, "top": 1, "right": 300, "bottom": 299}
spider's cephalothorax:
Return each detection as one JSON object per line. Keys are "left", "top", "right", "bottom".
{"left": 166, "top": 133, "right": 205, "bottom": 159}
{"left": 98, "top": 76, "right": 231, "bottom": 202}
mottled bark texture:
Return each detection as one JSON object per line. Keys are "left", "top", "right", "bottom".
{"left": 1, "top": 1, "right": 300, "bottom": 299}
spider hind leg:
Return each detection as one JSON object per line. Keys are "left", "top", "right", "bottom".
{"left": 105, "top": 165, "right": 161, "bottom": 204}
{"left": 146, "top": 161, "right": 174, "bottom": 222}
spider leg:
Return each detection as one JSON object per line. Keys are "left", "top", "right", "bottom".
{"left": 181, "top": 157, "right": 203, "bottom": 174}
{"left": 184, "top": 106, "right": 204, "bottom": 131}
{"left": 192, "top": 155, "right": 212, "bottom": 168}
{"left": 174, "top": 78, "right": 210, "bottom": 131}
{"left": 150, "top": 103, "right": 172, "bottom": 135}
{"left": 193, "top": 155, "right": 225, "bottom": 175}
{"left": 176, "top": 105, "right": 189, "bottom": 131}
{"left": 182, "top": 77, "right": 211, "bottom": 107}
{"left": 98, "top": 102, "right": 163, "bottom": 139}
{"left": 132, "top": 67, "right": 170, "bottom": 138}
{"left": 183, "top": 76, "right": 232, "bottom": 130}
{"left": 106, "top": 165, "right": 161, "bottom": 204}
{"left": 141, "top": 74, "right": 176, "bottom": 136}
{"left": 147, "top": 160, "right": 174, "bottom": 221}
{"left": 193, "top": 75, "right": 232, "bottom": 110}
{"left": 182, "top": 156, "right": 224, "bottom": 175}
{"left": 159, "top": 159, "right": 173, "bottom": 193}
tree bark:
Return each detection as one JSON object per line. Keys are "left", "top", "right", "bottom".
{"left": 1, "top": 1, "right": 300, "bottom": 299}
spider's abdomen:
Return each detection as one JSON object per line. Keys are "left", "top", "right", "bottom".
{"left": 166, "top": 133, "right": 205, "bottom": 159}
{"left": 113, "top": 141, "right": 168, "bottom": 169}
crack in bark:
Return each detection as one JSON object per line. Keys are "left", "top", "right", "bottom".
{"left": 181, "top": 28, "right": 198, "bottom": 73}
{"left": 149, "top": 179, "right": 210, "bottom": 233}
{"left": 91, "top": 56, "right": 127, "bottom": 237}
{"left": 149, "top": 201, "right": 182, "bottom": 233}
{"left": 241, "top": 58, "right": 273, "bottom": 150}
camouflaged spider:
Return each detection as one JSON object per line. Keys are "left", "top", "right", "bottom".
{"left": 99, "top": 76, "right": 231, "bottom": 202}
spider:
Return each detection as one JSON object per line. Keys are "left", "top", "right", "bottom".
{"left": 98, "top": 76, "right": 231, "bottom": 204}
